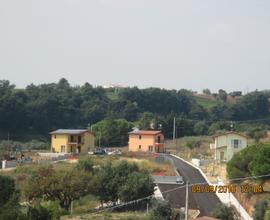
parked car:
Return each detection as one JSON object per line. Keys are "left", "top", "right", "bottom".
{"left": 94, "top": 148, "right": 106, "bottom": 155}
{"left": 176, "top": 176, "right": 184, "bottom": 184}
{"left": 106, "top": 149, "right": 122, "bottom": 156}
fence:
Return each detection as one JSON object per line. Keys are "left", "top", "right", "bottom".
{"left": 1, "top": 153, "right": 74, "bottom": 169}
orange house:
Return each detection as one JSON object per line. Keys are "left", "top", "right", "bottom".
{"left": 128, "top": 130, "right": 165, "bottom": 153}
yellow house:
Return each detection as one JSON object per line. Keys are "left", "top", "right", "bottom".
{"left": 50, "top": 129, "right": 95, "bottom": 153}
{"left": 128, "top": 130, "right": 165, "bottom": 153}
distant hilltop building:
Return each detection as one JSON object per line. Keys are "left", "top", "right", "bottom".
{"left": 102, "top": 84, "right": 129, "bottom": 89}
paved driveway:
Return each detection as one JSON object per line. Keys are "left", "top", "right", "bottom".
{"left": 160, "top": 155, "right": 221, "bottom": 217}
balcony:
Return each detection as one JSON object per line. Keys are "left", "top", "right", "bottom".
{"left": 155, "top": 142, "right": 164, "bottom": 146}
{"left": 68, "top": 139, "right": 84, "bottom": 145}
{"left": 155, "top": 139, "right": 164, "bottom": 144}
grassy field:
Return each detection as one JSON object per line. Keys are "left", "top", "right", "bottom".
{"left": 166, "top": 135, "right": 214, "bottom": 160}
{"left": 194, "top": 96, "right": 218, "bottom": 110}
{"left": 105, "top": 90, "right": 120, "bottom": 101}
{"left": 62, "top": 211, "right": 149, "bottom": 220}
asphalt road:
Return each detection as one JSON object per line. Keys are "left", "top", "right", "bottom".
{"left": 162, "top": 155, "right": 221, "bottom": 217}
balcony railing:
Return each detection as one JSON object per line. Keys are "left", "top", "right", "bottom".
{"left": 68, "top": 141, "right": 84, "bottom": 145}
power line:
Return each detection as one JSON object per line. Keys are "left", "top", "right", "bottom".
{"left": 89, "top": 173, "right": 270, "bottom": 214}
{"left": 171, "top": 117, "right": 270, "bottom": 124}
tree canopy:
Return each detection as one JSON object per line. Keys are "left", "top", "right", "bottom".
{"left": 0, "top": 79, "right": 270, "bottom": 146}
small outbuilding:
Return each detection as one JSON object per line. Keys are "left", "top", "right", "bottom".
{"left": 210, "top": 131, "right": 248, "bottom": 162}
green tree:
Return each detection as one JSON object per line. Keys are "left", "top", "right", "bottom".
{"left": 93, "top": 161, "right": 154, "bottom": 206}
{"left": 249, "top": 144, "right": 270, "bottom": 177}
{"left": 218, "top": 89, "right": 228, "bottom": 102}
{"left": 92, "top": 119, "right": 133, "bottom": 147}
{"left": 227, "top": 145, "right": 258, "bottom": 180}
{"left": 193, "top": 121, "right": 208, "bottom": 135}
{"left": 202, "top": 88, "right": 211, "bottom": 95}
{"left": 92, "top": 162, "right": 118, "bottom": 205}
{"left": 118, "top": 171, "right": 155, "bottom": 202}
{"left": 23, "top": 166, "right": 93, "bottom": 211}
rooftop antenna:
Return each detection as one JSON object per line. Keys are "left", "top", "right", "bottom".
{"left": 230, "top": 121, "right": 234, "bottom": 131}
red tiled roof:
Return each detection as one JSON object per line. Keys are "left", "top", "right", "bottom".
{"left": 194, "top": 217, "right": 219, "bottom": 220}
{"left": 129, "top": 130, "right": 162, "bottom": 135}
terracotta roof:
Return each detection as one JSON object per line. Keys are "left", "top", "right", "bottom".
{"left": 129, "top": 130, "right": 162, "bottom": 135}
{"left": 212, "top": 131, "right": 248, "bottom": 139}
{"left": 50, "top": 129, "right": 91, "bottom": 135}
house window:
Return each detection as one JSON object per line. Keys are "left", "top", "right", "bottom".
{"left": 70, "top": 135, "right": 75, "bottom": 142}
{"left": 231, "top": 139, "right": 242, "bottom": 148}
{"left": 148, "top": 145, "right": 153, "bottom": 152}
{"left": 78, "top": 136, "right": 82, "bottom": 144}
{"left": 139, "top": 145, "right": 141, "bottom": 150}
{"left": 61, "top": 145, "right": 65, "bottom": 152}
{"left": 157, "top": 136, "right": 161, "bottom": 143}
{"left": 54, "top": 135, "right": 56, "bottom": 139}
{"left": 139, "top": 135, "right": 142, "bottom": 140}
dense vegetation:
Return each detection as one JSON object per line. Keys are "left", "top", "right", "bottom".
{"left": 212, "top": 203, "right": 236, "bottom": 220}
{"left": 0, "top": 158, "right": 155, "bottom": 219}
{"left": 0, "top": 79, "right": 270, "bottom": 146}
{"left": 227, "top": 143, "right": 270, "bottom": 180}
{"left": 253, "top": 198, "right": 270, "bottom": 220}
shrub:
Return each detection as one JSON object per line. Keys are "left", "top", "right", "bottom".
{"left": 186, "top": 140, "right": 201, "bottom": 149}
{"left": 253, "top": 200, "right": 268, "bottom": 220}
{"left": 27, "top": 204, "right": 50, "bottom": 220}
{"left": 76, "top": 158, "right": 94, "bottom": 172}
{"left": 149, "top": 199, "right": 172, "bottom": 220}
{"left": 0, "top": 175, "right": 15, "bottom": 206}
{"left": 212, "top": 204, "right": 235, "bottom": 220}
{"left": 0, "top": 193, "right": 25, "bottom": 220}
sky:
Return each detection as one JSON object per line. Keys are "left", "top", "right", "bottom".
{"left": 0, "top": 0, "right": 270, "bottom": 92}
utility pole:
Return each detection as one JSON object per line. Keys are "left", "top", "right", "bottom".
{"left": 185, "top": 181, "right": 189, "bottom": 220}
{"left": 99, "top": 132, "right": 101, "bottom": 148}
{"left": 173, "top": 117, "right": 176, "bottom": 144}
{"left": 7, "top": 131, "right": 10, "bottom": 153}
{"left": 70, "top": 200, "right": 73, "bottom": 215}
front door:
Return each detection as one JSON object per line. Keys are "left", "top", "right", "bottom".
{"left": 77, "top": 146, "right": 81, "bottom": 153}
{"left": 220, "top": 151, "right": 225, "bottom": 161}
